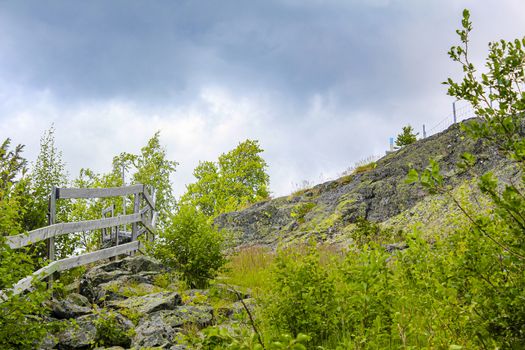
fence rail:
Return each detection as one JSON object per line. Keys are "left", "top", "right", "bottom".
{"left": 0, "top": 183, "right": 157, "bottom": 301}
{"left": 424, "top": 103, "right": 475, "bottom": 138}
{"left": 1, "top": 241, "right": 140, "bottom": 300}
{"left": 6, "top": 213, "right": 142, "bottom": 249}
{"left": 56, "top": 184, "right": 145, "bottom": 199}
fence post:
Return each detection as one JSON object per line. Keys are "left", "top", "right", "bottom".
{"left": 120, "top": 164, "right": 126, "bottom": 246}
{"left": 131, "top": 190, "right": 141, "bottom": 242}
{"left": 453, "top": 101, "right": 457, "bottom": 124}
{"left": 47, "top": 186, "right": 57, "bottom": 288}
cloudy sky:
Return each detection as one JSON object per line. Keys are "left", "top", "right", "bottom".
{"left": 0, "top": 1, "right": 523, "bottom": 197}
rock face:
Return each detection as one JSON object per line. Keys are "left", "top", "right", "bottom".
{"left": 215, "top": 119, "right": 510, "bottom": 246}
{"left": 133, "top": 306, "right": 213, "bottom": 348}
{"left": 108, "top": 291, "right": 182, "bottom": 314}
{"left": 45, "top": 255, "right": 251, "bottom": 349}
{"left": 49, "top": 293, "right": 92, "bottom": 319}
{"left": 57, "top": 314, "right": 98, "bottom": 349}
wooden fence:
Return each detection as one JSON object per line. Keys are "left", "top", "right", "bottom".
{"left": 0, "top": 184, "right": 157, "bottom": 301}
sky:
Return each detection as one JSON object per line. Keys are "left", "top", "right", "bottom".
{"left": 0, "top": 1, "right": 524, "bottom": 197}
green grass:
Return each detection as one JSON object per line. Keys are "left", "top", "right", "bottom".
{"left": 221, "top": 246, "right": 274, "bottom": 294}
{"left": 353, "top": 161, "right": 377, "bottom": 174}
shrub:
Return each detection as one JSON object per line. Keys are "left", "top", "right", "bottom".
{"left": 153, "top": 205, "right": 227, "bottom": 288}
{"left": 337, "top": 244, "right": 395, "bottom": 347}
{"left": 261, "top": 243, "right": 337, "bottom": 346}
{"left": 0, "top": 138, "right": 60, "bottom": 349}
{"left": 200, "top": 325, "right": 310, "bottom": 350}
{"left": 93, "top": 308, "right": 134, "bottom": 347}
{"left": 290, "top": 202, "right": 315, "bottom": 223}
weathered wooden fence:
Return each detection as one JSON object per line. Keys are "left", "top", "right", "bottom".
{"left": 0, "top": 184, "right": 157, "bottom": 300}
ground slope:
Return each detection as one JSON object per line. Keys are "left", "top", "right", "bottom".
{"left": 216, "top": 119, "right": 513, "bottom": 247}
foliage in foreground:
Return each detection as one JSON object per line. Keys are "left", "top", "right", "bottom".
{"left": 217, "top": 218, "right": 519, "bottom": 349}
{"left": 261, "top": 244, "right": 338, "bottom": 346}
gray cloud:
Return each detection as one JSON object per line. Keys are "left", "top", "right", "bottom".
{"left": 0, "top": 1, "right": 459, "bottom": 104}
{"left": 0, "top": 0, "right": 523, "bottom": 196}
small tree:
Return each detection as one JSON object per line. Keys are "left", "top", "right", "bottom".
{"left": 443, "top": 10, "right": 525, "bottom": 346}
{"left": 395, "top": 125, "right": 418, "bottom": 147}
{"left": 114, "top": 132, "right": 178, "bottom": 228}
{"left": 181, "top": 139, "right": 270, "bottom": 217}
{"left": 24, "top": 127, "right": 74, "bottom": 259}
{"left": 0, "top": 138, "right": 56, "bottom": 349}
{"left": 152, "top": 205, "right": 226, "bottom": 288}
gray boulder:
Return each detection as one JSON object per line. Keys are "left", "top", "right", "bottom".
{"left": 108, "top": 291, "right": 182, "bottom": 314}
{"left": 120, "top": 255, "right": 164, "bottom": 274}
{"left": 56, "top": 312, "right": 135, "bottom": 350}
{"left": 79, "top": 255, "right": 166, "bottom": 303}
{"left": 57, "top": 314, "right": 98, "bottom": 349}
{"left": 97, "top": 279, "right": 165, "bottom": 303}
{"left": 132, "top": 306, "right": 213, "bottom": 348}
{"left": 49, "top": 298, "right": 92, "bottom": 320}
{"left": 67, "top": 293, "right": 90, "bottom": 307}
{"left": 132, "top": 314, "right": 178, "bottom": 348}
{"left": 384, "top": 242, "right": 408, "bottom": 253}
{"left": 80, "top": 269, "right": 132, "bottom": 302}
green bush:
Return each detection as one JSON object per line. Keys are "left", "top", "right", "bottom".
{"left": 336, "top": 244, "right": 394, "bottom": 347}
{"left": 261, "top": 243, "right": 337, "bottom": 346}
{"left": 153, "top": 205, "right": 227, "bottom": 288}
{"left": 93, "top": 308, "right": 134, "bottom": 347}
{"left": 290, "top": 202, "right": 315, "bottom": 223}
{"left": 200, "top": 325, "right": 310, "bottom": 350}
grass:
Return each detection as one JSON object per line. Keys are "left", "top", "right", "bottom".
{"left": 336, "top": 174, "right": 354, "bottom": 186}
{"left": 221, "top": 243, "right": 346, "bottom": 293}
{"left": 353, "top": 161, "right": 377, "bottom": 174}
{"left": 221, "top": 246, "right": 274, "bottom": 294}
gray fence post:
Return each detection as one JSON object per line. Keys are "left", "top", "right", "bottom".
{"left": 47, "top": 186, "right": 57, "bottom": 288}
{"left": 453, "top": 101, "right": 457, "bottom": 124}
{"left": 131, "top": 191, "right": 141, "bottom": 242}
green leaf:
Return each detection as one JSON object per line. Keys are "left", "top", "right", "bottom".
{"left": 405, "top": 169, "right": 419, "bottom": 184}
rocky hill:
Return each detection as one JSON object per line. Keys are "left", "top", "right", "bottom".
{"left": 215, "top": 119, "right": 514, "bottom": 247}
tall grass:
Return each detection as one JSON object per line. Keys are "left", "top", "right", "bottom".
{"left": 221, "top": 246, "right": 274, "bottom": 294}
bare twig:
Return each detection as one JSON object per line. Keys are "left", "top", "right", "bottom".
{"left": 228, "top": 284, "right": 266, "bottom": 350}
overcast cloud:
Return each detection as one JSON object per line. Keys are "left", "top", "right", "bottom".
{"left": 0, "top": 0, "right": 524, "bottom": 197}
